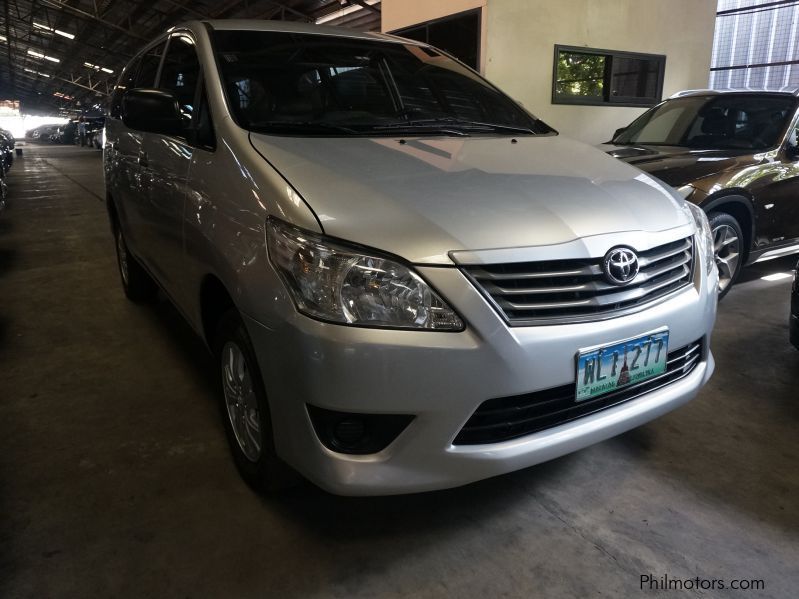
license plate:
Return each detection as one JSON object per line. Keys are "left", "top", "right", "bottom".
{"left": 575, "top": 330, "right": 669, "bottom": 402}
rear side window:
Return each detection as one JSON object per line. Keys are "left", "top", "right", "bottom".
{"left": 135, "top": 42, "right": 166, "bottom": 88}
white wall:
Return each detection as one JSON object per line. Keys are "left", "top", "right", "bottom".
{"left": 383, "top": 0, "right": 717, "bottom": 144}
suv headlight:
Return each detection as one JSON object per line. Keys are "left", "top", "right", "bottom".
{"left": 266, "top": 218, "right": 464, "bottom": 330}
{"left": 685, "top": 202, "right": 714, "bottom": 275}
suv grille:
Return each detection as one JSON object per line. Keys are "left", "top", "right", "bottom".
{"left": 463, "top": 236, "right": 694, "bottom": 325}
{"left": 453, "top": 340, "right": 703, "bottom": 446}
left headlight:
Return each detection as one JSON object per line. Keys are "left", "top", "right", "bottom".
{"left": 685, "top": 202, "right": 715, "bottom": 275}
{"left": 266, "top": 218, "right": 464, "bottom": 331}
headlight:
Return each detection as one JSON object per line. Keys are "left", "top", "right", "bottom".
{"left": 685, "top": 203, "right": 714, "bottom": 275}
{"left": 266, "top": 218, "right": 464, "bottom": 330}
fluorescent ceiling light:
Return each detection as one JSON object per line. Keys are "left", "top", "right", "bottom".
{"left": 316, "top": 0, "right": 379, "bottom": 24}
{"left": 0, "top": 35, "right": 6, "bottom": 42}
{"left": 33, "top": 22, "right": 75, "bottom": 40}
{"left": 27, "top": 48, "right": 60, "bottom": 62}
{"left": 84, "top": 62, "right": 114, "bottom": 74}
{"left": 23, "top": 67, "right": 50, "bottom": 78}
{"left": 761, "top": 272, "right": 793, "bottom": 282}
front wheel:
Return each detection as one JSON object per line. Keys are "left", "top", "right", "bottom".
{"left": 708, "top": 211, "right": 744, "bottom": 299}
{"left": 214, "top": 310, "right": 298, "bottom": 493}
{"left": 114, "top": 226, "right": 156, "bottom": 303}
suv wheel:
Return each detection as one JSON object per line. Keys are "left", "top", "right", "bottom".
{"left": 708, "top": 211, "right": 743, "bottom": 299}
{"left": 114, "top": 226, "right": 156, "bottom": 302}
{"left": 214, "top": 310, "right": 298, "bottom": 492}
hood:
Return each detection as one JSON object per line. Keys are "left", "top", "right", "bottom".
{"left": 251, "top": 134, "right": 692, "bottom": 264}
{"left": 599, "top": 143, "right": 761, "bottom": 187}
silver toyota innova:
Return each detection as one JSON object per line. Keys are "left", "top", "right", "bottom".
{"left": 104, "top": 20, "right": 718, "bottom": 495}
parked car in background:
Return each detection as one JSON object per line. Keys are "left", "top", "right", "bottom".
{"left": 0, "top": 164, "right": 6, "bottom": 213}
{"left": 106, "top": 20, "right": 718, "bottom": 495}
{"left": 84, "top": 117, "right": 105, "bottom": 148}
{"left": 26, "top": 124, "right": 60, "bottom": 141}
{"left": 51, "top": 121, "right": 77, "bottom": 144}
{"left": 791, "top": 259, "right": 799, "bottom": 349}
{"left": 602, "top": 89, "right": 799, "bottom": 298}
{"left": 0, "top": 129, "right": 14, "bottom": 173}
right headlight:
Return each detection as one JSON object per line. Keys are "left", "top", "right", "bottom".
{"left": 685, "top": 202, "right": 715, "bottom": 275}
{"left": 266, "top": 218, "right": 464, "bottom": 331}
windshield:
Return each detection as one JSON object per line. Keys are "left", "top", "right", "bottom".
{"left": 212, "top": 30, "right": 553, "bottom": 136}
{"left": 613, "top": 94, "right": 797, "bottom": 150}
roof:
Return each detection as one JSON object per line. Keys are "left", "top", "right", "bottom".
{"left": 202, "top": 18, "right": 403, "bottom": 43}
{"left": 0, "top": 0, "right": 383, "bottom": 116}
{"left": 669, "top": 87, "right": 799, "bottom": 99}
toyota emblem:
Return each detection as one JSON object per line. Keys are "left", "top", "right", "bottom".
{"left": 603, "top": 247, "right": 640, "bottom": 285}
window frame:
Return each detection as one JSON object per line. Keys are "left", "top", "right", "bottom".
{"left": 391, "top": 8, "right": 483, "bottom": 72}
{"left": 552, "top": 44, "right": 666, "bottom": 108}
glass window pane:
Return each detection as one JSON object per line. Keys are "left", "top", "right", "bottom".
{"left": 610, "top": 57, "right": 659, "bottom": 101}
{"left": 159, "top": 35, "right": 201, "bottom": 118}
{"left": 135, "top": 42, "right": 166, "bottom": 88}
{"left": 556, "top": 51, "right": 605, "bottom": 100}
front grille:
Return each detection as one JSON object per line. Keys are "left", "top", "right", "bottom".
{"left": 463, "top": 236, "right": 694, "bottom": 325}
{"left": 453, "top": 339, "right": 703, "bottom": 446}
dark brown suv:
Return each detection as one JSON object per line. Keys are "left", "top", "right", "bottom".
{"left": 602, "top": 89, "right": 799, "bottom": 297}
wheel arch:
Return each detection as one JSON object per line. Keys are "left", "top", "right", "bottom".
{"left": 199, "top": 274, "right": 237, "bottom": 348}
{"left": 700, "top": 192, "right": 755, "bottom": 262}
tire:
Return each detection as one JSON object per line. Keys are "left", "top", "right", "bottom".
{"left": 708, "top": 211, "right": 744, "bottom": 300}
{"left": 114, "top": 225, "right": 157, "bottom": 303}
{"left": 213, "top": 309, "right": 298, "bottom": 493}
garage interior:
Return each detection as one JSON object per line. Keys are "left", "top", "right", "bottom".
{"left": 1, "top": 1, "right": 799, "bottom": 598}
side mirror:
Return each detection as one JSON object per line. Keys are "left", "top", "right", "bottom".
{"left": 613, "top": 126, "right": 627, "bottom": 140}
{"left": 122, "top": 88, "right": 183, "bottom": 136}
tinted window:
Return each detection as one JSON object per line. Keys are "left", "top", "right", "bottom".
{"left": 614, "top": 95, "right": 797, "bottom": 150}
{"left": 213, "top": 31, "right": 550, "bottom": 137}
{"left": 159, "top": 34, "right": 201, "bottom": 119}
{"left": 135, "top": 42, "right": 166, "bottom": 88}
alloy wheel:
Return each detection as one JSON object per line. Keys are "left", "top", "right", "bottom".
{"left": 221, "top": 342, "right": 262, "bottom": 462}
{"left": 713, "top": 223, "right": 741, "bottom": 293}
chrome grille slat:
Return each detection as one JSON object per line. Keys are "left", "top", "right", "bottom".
{"left": 470, "top": 264, "right": 601, "bottom": 281}
{"left": 485, "top": 253, "right": 691, "bottom": 296}
{"left": 637, "top": 239, "right": 692, "bottom": 267}
{"left": 464, "top": 236, "right": 695, "bottom": 325}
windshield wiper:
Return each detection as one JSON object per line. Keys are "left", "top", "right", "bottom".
{"left": 374, "top": 117, "right": 535, "bottom": 135}
{"left": 249, "top": 121, "right": 360, "bottom": 135}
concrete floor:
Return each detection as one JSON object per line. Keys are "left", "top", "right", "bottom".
{"left": 1, "top": 144, "right": 798, "bottom": 598}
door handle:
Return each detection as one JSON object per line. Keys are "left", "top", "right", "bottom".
{"left": 137, "top": 150, "right": 148, "bottom": 167}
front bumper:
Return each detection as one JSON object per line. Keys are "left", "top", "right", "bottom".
{"left": 245, "top": 256, "right": 718, "bottom": 496}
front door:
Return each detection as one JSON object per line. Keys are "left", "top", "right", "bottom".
{"left": 136, "top": 33, "right": 203, "bottom": 307}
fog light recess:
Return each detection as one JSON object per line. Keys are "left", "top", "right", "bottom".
{"left": 306, "top": 405, "right": 414, "bottom": 455}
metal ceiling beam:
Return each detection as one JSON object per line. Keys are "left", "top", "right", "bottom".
{"left": 347, "top": 0, "right": 380, "bottom": 14}
{"left": 37, "top": 0, "right": 148, "bottom": 40}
